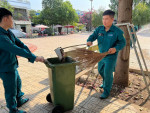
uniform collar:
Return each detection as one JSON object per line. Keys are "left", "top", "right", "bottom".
{"left": 102, "top": 24, "right": 115, "bottom": 32}
{"left": 0, "top": 26, "right": 9, "bottom": 34}
{"left": 109, "top": 24, "right": 115, "bottom": 31}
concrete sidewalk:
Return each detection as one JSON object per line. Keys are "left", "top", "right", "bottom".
{"left": 0, "top": 33, "right": 150, "bottom": 113}
{"left": 129, "top": 36, "right": 150, "bottom": 74}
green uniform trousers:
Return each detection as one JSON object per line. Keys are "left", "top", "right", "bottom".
{"left": 98, "top": 57, "right": 117, "bottom": 96}
{"left": 0, "top": 69, "right": 24, "bottom": 111}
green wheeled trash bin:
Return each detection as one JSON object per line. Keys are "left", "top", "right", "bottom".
{"left": 45, "top": 57, "right": 77, "bottom": 113}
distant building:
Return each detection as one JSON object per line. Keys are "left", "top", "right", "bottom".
{"left": 76, "top": 10, "right": 86, "bottom": 17}
{"left": 7, "top": 0, "right": 31, "bottom": 34}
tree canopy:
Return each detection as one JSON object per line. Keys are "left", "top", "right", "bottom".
{"left": 42, "top": 0, "right": 63, "bottom": 9}
{"left": 0, "top": 0, "right": 14, "bottom": 13}
{"left": 39, "top": 0, "right": 78, "bottom": 25}
{"left": 132, "top": 2, "right": 150, "bottom": 26}
{"left": 109, "top": 0, "right": 150, "bottom": 26}
{"left": 92, "top": 8, "right": 104, "bottom": 28}
{"left": 109, "top": 0, "right": 118, "bottom": 18}
{"left": 29, "top": 10, "right": 41, "bottom": 24}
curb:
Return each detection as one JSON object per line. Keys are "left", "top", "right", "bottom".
{"left": 129, "top": 68, "right": 150, "bottom": 76}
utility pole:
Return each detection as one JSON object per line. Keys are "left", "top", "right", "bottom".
{"left": 90, "top": 0, "right": 93, "bottom": 31}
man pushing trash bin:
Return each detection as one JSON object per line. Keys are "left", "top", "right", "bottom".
{"left": 87, "top": 10, "right": 126, "bottom": 99}
{"left": 0, "top": 8, "right": 45, "bottom": 113}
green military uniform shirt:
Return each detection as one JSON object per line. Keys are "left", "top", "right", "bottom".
{"left": 87, "top": 24, "right": 126, "bottom": 59}
{"left": 0, "top": 27, "right": 36, "bottom": 72}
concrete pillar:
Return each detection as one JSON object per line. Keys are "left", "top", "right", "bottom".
{"left": 26, "top": 24, "right": 32, "bottom": 37}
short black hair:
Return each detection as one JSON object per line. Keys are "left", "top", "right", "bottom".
{"left": 103, "top": 10, "right": 115, "bottom": 18}
{"left": 0, "top": 8, "right": 12, "bottom": 23}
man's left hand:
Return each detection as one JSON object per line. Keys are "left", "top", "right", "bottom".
{"left": 108, "top": 48, "right": 116, "bottom": 54}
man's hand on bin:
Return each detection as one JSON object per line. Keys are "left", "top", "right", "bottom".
{"left": 87, "top": 42, "right": 93, "bottom": 46}
{"left": 35, "top": 56, "right": 45, "bottom": 62}
{"left": 108, "top": 48, "right": 116, "bottom": 54}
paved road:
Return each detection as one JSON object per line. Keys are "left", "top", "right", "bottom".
{"left": 0, "top": 32, "right": 150, "bottom": 113}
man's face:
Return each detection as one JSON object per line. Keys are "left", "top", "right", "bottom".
{"left": 102, "top": 15, "right": 114, "bottom": 28}
{"left": 3, "top": 15, "right": 13, "bottom": 29}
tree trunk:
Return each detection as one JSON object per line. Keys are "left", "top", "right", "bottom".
{"left": 114, "top": 0, "right": 133, "bottom": 87}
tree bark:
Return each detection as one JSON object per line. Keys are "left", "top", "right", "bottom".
{"left": 114, "top": 0, "right": 133, "bottom": 87}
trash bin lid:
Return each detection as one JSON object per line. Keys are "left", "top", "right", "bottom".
{"left": 45, "top": 57, "right": 78, "bottom": 68}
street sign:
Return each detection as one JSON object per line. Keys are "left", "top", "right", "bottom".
{"left": 36, "top": 13, "right": 40, "bottom": 16}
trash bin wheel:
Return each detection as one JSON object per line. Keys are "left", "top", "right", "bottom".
{"left": 46, "top": 93, "right": 52, "bottom": 103}
{"left": 52, "top": 105, "right": 64, "bottom": 113}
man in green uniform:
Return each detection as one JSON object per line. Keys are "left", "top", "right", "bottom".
{"left": 0, "top": 8, "right": 45, "bottom": 113}
{"left": 87, "top": 10, "right": 126, "bottom": 99}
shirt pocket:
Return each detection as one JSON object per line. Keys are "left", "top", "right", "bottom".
{"left": 107, "top": 33, "right": 114, "bottom": 39}
{"left": 108, "top": 35, "right": 117, "bottom": 46}
{"left": 108, "top": 35, "right": 114, "bottom": 43}
{"left": 97, "top": 36, "right": 104, "bottom": 44}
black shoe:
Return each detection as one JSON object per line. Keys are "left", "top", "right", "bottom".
{"left": 99, "top": 93, "right": 109, "bottom": 99}
{"left": 17, "top": 98, "right": 29, "bottom": 107}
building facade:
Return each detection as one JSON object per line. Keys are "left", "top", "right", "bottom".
{"left": 7, "top": 0, "right": 31, "bottom": 34}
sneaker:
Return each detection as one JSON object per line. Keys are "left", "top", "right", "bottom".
{"left": 17, "top": 98, "right": 29, "bottom": 107}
